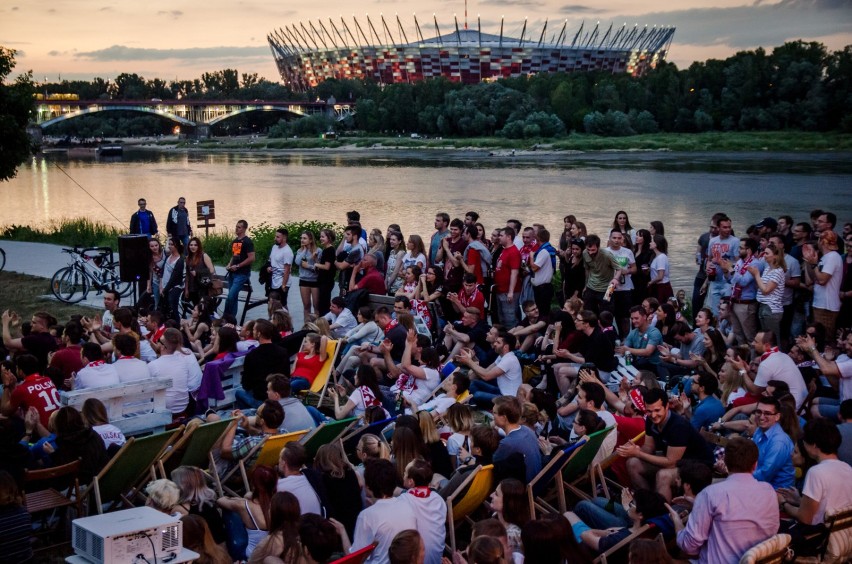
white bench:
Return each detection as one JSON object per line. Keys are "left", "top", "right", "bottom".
{"left": 60, "top": 377, "right": 174, "bottom": 437}
{"left": 208, "top": 356, "right": 245, "bottom": 410}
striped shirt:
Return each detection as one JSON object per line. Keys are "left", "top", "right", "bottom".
{"left": 756, "top": 267, "right": 785, "bottom": 313}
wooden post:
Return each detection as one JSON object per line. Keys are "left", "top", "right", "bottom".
{"left": 196, "top": 200, "right": 216, "bottom": 238}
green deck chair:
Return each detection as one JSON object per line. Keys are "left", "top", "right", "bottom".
{"left": 527, "top": 439, "right": 586, "bottom": 517}
{"left": 561, "top": 426, "right": 615, "bottom": 501}
{"left": 301, "top": 417, "right": 358, "bottom": 458}
{"left": 157, "top": 418, "right": 236, "bottom": 496}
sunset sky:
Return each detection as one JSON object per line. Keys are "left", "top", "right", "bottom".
{"left": 2, "top": 0, "right": 850, "bottom": 83}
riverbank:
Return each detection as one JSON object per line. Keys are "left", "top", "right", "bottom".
{"left": 136, "top": 131, "right": 852, "bottom": 153}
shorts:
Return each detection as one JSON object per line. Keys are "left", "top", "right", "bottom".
{"left": 299, "top": 279, "right": 319, "bottom": 288}
{"left": 817, "top": 398, "right": 840, "bottom": 420}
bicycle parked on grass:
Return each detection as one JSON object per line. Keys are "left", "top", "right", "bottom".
{"left": 50, "top": 246, "right": 133, "bottom": 303}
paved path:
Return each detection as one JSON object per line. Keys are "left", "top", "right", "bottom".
{"left": 1, "top": 240, "right": 306, "bottom": 326}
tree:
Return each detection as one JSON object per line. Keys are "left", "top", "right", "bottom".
{"left": 0, "top": 47, "right": 35, "bottom": 181}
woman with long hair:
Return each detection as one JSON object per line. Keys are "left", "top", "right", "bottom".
{"left": 315, "top": 228, "right": 338, "bottom": 316}
{"left": 295, "top": 231, "right": 320, "bottom": 322}
{"left": 247, "top": 492, "right": 302, "bottom": 564}
{"left": 417, "top": 410, "right": 453, "bottom": 479}
{"left": 475, "top": 223, "right": 491, "bottom": 251}
{"left": 719, "top": 359, "right": 748, "bottom": 406}
{"left": 184, "top": 237, "right": 216, "bottom": 306}
{"left": 329, "top": 364, "right": 388, "bottom": 420}
{"left": 146, "top": 238, "right": 166, "bottom": 310}
{"left": 396, "top": 266, "right": 422, "bottom": 300}
{"left": 81, "top": 397, "right": 126, "bottom": 453}
{"left": 413, "top": 265, "right": 444, "bottom": 328}
{"left": 632, "top": 228, "right": 654, "bottom": 302}
{"left": 161, "top": 237, "right": 185, "bottom": 322}
{"left": 182, "top": 299, "right": 214, "bottom": 356}
{"left": 290, "top": 333, "right": 329, "bottom": 394}
{"left": 217, "top": 464, "right": 277, "bottom": 560}
{"left": 181, "top": 514, "right": 231, "bottom": 564}
{"left": 750, "top": 242, "right": 787, "bottom": 339}
{"left": 570, "top": 222, "right": 587, "bottom": 241}
{"left": 391, "top": 426, "right": 424, "bottom": 486}
{"left": 172, "top": 465, "right": 227, "bottom": 546}
{"left": 611, "top": 210, "right": 635, "bottom": 249}
{"left": 385, "top": 230, "right": 406, "bottom": 295}
{"left": 51, "top": 406, "right": 108, "bottom": 485}
{"left": 368, "top": 228, "right": 386, "bottom": 272}
{"left": 656, "top": 302, "right": 678, "bottom": 346}
{"left": 650, "top": 220, "right": 665, "bottom": 237}
{"left": 490, "top": 478, "right": 531, "bottom": 555}
{"left": 445, "top": 403, "right": 473, "bottom": 469}
{"left": 562, "top": 238, "right": 587, "bottom": 301}
{"left": 648, "top": 234, "right": 673, "bottom": 303}
{"left": 314, "top": 444, "right": 362, "bottom": 537}
{"left": 402, "top": 235, "right": 427, "bottom": 270}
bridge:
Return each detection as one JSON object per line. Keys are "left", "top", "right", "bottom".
{"left": 34, "top": 98, "right": 355, "bottom": 129}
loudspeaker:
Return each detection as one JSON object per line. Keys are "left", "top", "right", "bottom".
{"left": 118, "top": 235, "right": 150, "bottom": 282}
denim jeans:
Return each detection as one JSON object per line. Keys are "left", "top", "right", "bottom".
{"left": 469, "top": 379, "right": 502, "bottom": 408}
{"left": 496, "top": 293, "right": 519, "bottom": 329}
{"left": 290, "top": 377, "right": 310, "bottom": 394}
{"left": 235, "top": 388, "right": 262, "bottom": 410}
{"left": 225, "top": 271, "right": 249, "bottom": 318}
{"left": 705, "top": 280, "right": 731, "bottom": 315}
{"left": 574, "top": 498, "right": 631, "bottom": 529}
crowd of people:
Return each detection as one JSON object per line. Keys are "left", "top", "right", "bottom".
{"left": 0, "top": 200, "right": 850, "bottom": 563}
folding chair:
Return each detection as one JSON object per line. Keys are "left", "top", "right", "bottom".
{"left": 700, "top": 428, "right": 730, "bottom": 448}
{"left": 157, "top": 418, "right": 236, "bottom": 496}
{"left": 562, "top": 426, "right": 615, "bottom": 500}
{"left": 301, "top": 417, "right": 358, "bottom": 459}
{"left": 527, "top": 440, "right": 586, "bottom": 517}
{"left": 595, "top": 523, "right": 657, "bottom": 564}
{"left": 445, "top": 464, "right": 495, "bottom": 552}
{"left": 82, "top": 427, "right": 182, "bottom": 514}
{"left": 341, "top": 416, "right": 396, "bottom": 464}
{"left": 329, "top": 542, "right": 379, "bottom": 564}
{"left": 739, "top": 533, "right": 792, "bottom": 564}
{"left": 299, "top": 339, "right": 340, "bottom": 406}
{"left": 24, "top": 459, "right": 84, "bottom": 551}
{"left": 797, "top": 504, "right": 852, "bottom": 564}
{"left": 220, "top": 429, "right": 309, "bottom": 496}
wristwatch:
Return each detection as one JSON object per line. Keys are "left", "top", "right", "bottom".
{"left": 738, "top": 369, "right": 746, "bottom": 376}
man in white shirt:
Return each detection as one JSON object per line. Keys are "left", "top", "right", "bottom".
{"left": 147, "top": 328, "right": 202, "bottom": 415}
{"left": 268, "top": 227, "right": 294, "bottom": 305}
{"left": 739, "top": 331, "right": 807, "bottom": 409}
{"left": 323, "top": 297, "right": 357, "bottom": 339}
{"left": 605, "top": 229, "right": 637, "bottom": 336}
{"left": 276, "top": 442, "right": 323, "bottom": 516}
{"left": 401, "top": 459, "right": 446, "bottom": 564}
{"left": 800, "top": 332, "right": 852, "bottom": 419}
{"left": 803, "top": 231, "right": 843, "bottom": 339}
{"left": 69, "top": 342, "right": 120, "bottom": 390}
{"left": 113, "top": 334, "right": 150, "bottom": 383}
{"left": 351, "top": 458, "right": 417, "bottom": 564}
{"left": 458, "top": 330, "right": 522, "bottom": 408}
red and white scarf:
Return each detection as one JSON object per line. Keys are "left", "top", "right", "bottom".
{"left": 760, "top": 346, "right": 780, "bottom": 362}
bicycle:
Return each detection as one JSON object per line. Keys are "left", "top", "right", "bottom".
{"left": 0, "top": 247, "right": 5, "bottom": 272}
{"left": 50, "top": 246, "right": 133, "bottom": 304}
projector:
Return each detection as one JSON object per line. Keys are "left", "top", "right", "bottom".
{"left": 72, "top": 506, "right": 182, "bottom": 563}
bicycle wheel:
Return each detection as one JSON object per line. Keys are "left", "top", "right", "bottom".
{"left": 51, "top": 266, "right": 88, "bottom": 303}
{"left": 0, "top": 248, "right": 5, "bottom": 272}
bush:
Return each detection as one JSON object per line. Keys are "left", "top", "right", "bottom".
{"left": 1, "top": 218, "right": 124, "bottom": 249}
{"left": 583, "top": 110, "right": 635, "bottom": 136}
{"left": 631, "top": 110, "right": 659, "bottom": 134}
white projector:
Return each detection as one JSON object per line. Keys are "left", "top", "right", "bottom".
{"left": 72, "top": 506, "right": 182, "bottom": 564}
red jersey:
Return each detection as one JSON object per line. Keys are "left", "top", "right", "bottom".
{"left": 460, "top": 287, "right": 486, "bottom": 319}
{"left": 465, "top": 247, "right": 485, "bottom": 284}
{"left": 49, "top": 345, "right": 84, "bottom": 381}
{"left": 494, "top": 245, "right": 521, "bottom": 294}
{"left": 9, "top": 374, "right": 62, "bottom": 428}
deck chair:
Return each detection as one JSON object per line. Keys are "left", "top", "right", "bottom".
{"left": 598, "top": 431, "right": 646, "bottom": 499}
{"left": 157, "top": 418, "right": 236, "bottom": 495}
{"left": 83, "top": 427, "right": 182, "bottom": 514}
{"left": 562, "top": 426, "right": 615, "bottom": 500}
{"left": 299, "top": 339, "right": 340, "bottom": 406}
{"left": 527, "top": 440, "right": 586, "bottom": 517}
{"left": 739, "top": 534, "right": 792, "bottom": 564}
{"left": 219, "top": 429, "right": 310, "bottom": 496}
{"left": 25, "top": 459, "right": 84, "bottom": 551}
{"left": 595, "top": 523, "right": 657, "bottom": 564}
{"left": 797, "top": 504, "right": 852, "bottom": 564}
{"left": 330, "top": 542, "right": 379, "bottom": 564}
{"left": 341, "top": 416, "right": 396, "bottom": 464}
{"left": 700, "top": 428, "right": 730, "bottom": 447}
{"left": 301, "top": 417, "right": 358, "bottom": 458}
{"left": 445, "top": 464, "right": 495, "bottom": 552}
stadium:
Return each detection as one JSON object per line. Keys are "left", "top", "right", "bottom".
{"left": 267, "top": 15, "right": 676, "bottom": 91}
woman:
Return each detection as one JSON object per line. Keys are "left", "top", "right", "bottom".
{"left": 647, "top": 234, "right": 673, "bottom": 302}
{"left": 367, "top": 228, "right": 386, "bottom": 272}
{"left": 384, "top": 224, "right": 402, "bottom": 258}
{"left": 655, "top": 302, "right": 678, "bottom": 346}
{"left": 295, "top": 231, "right": 320, "bottom": 322}
{"left": 172, "top": 465, "right": 227, "bottom": 546}
{"left": 271, "top": 310, "right": 293, "bottom": 338}
{"left": 718, "top": 360, "right": 749, "bottom": 406}
{"left": 402, "top": 235, "right": 427, "bottom": 270}
{"left": 184, "top": 237, "right": 216, "bottom": 306}
{"left": 413, "top": 266, "right": 444, "bottom": 328}
{"left": 145, "top": 479, "right": 181, "bottom": 516}
{"left": 391, "top": 426, "right": 424, "bottom": 486}
{"left": 571, "top": 222, "right": 588, "bottom": 241}
{"left": 695, "top": 328, "right": 727, "bottom": 377}
{"left": 248, "top": 492, "right": 302, "bottom": 564}
{"left": 205, "top": 325, "right": 239, "bottom": 364}
{"left": 650, "top": 220, "right": 665, "bottom": 237}
{"left": 490, "top": 478, "right": 531, "bottom": 555}
{"left": 749, "top": 242, "right": 786, "bottom": 339}
{"left": 217, "top": 465, "right": 276, "bottom": 560}
{"left": 81, "top": 397, "right": 126, "bottom": 454}
{"left": 385, "top": 230, "right": 406, "bottom": 295}
{"left": 396, "top": 266, "right": 421, "bottom": 300}
{"left": 181, "top": 299, "right": 213, "bottom": 356}
{"left": 290, "top": 333, "right": 329, "bottom": 394}
{"left": 417, "top": 410, "right": 453, "bottom": 480}
{"left": 562, "top": 239, "right": 587, "bottom": 301}
{"left": 0, "top": 471, "right": 32, "bottom": 563}
{"left": 611, "top": 211, "right": 635, "bottom": 248}
{"left": 161, "top": 237, "right": 185, "bottom": 322}
{"left": 146, "top": 238, "right": 166, "bottom": 310}
{"left": 181, "top": 514, "right": 231, "bottom": 564}
{"left": 313, "top": 444, "right": 362, "bottom": 537}
{"left": 329, "top": 365, "right": 388, "bottom": 420}
{"left": 475, "top": 223, "right": 491, "bottom": 251}
{"left": 50, "top": 406, "right": 108, "bottom": 485}
{"left": 632, "top": 229, "right": 654, "bottom": 302}
{"left": 315, "top": 229, "right": 338, "bottom": 316}
{"left": 445, "top": 403, "right": 473, "bottom": 469}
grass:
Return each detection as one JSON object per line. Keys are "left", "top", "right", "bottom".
{"left": 1, "top": 218, "right": 125, "bottom": 251}
{"left": 0, "top": 271, "right": 99, "bottom": 323}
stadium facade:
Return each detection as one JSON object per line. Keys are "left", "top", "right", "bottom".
{"left": 267, "top": 16, "right": 675, "bottom": 91}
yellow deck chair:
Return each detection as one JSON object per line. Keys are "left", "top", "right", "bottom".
{"left": 237, "top": 429, "right": 309, "bottom": 494}
{"left": 445, "top": 464, "right": 495, "bottom": 552}
{"left": 298, "top": 339, "right": 340, "bottom": 406}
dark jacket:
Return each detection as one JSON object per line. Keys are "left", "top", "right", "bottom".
{"left": 129, "top": 210, "right": 158, "bottom": 235}
{"left": 54, "top": 428, "right": 108, "bottom": 485}
{"left": 243, "top": 343, "right": 290, "bottom": 400}
{"left": 166, "top": 206, "right": 191, "bottom": 238}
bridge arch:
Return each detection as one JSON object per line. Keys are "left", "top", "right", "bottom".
{"left": 206, "top": 106, "right": 308, "bottom": 125}
{"left": 40, "top": 106, "right": 196, "bottom": 129}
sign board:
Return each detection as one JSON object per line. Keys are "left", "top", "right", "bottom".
{"left": 196, "top": 200, "right": 215, "bottom": 220}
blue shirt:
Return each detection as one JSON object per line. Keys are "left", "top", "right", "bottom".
{"left": 728, "top": 257, "right": 764, "bottom": 301}
{"left": 691, "top": 396, "right": 725, "bottom": 430}
{"left": 752, "top": 423, "right": 795, "bottom": 489}
{"left": 625, "top": 325, "right": 663, "bottom": 365}
{"left": 494, "top": 425, "right": 543, "bottom": 483}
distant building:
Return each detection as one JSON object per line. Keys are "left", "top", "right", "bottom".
{"left": 268, "top": 16, "right": 675, "bottom": 91}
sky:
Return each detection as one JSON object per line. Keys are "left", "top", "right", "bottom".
{"left": 1, "top": 0, "right": 850, "bottom": 84}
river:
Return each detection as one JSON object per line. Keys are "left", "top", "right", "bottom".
{"left": 3, "top": 149, "right": 851, "bottom": 289}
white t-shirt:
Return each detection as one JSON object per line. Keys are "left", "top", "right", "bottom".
{"left": 325, "top": 308, "right": 357, "bottom": 339}
{"left": 348, "top": 386, "right": 388, "bottom": 418}
{"left": 650, "top": 253, "right": 670, "bottom": 284}
{"left": 402, "top": 252, "right": 426, "bottom": 270}
{"left": 838, "top": 358, "right": 852, "bottom": 402}
{"left": 114, "top": 357, "right": 151, "bottom": 383}
{"left": 532, "top": 246, "right": 555, "bottom": 286}
{"left": 394, "top": 367, "right": 441, "bottom": 406}
{"left": 276, "top": 474, "right": 322, "bottom": 516}
{"left": 757, "top": 267, "right": 786, "bottom": 313}
{"left": 814, "top": 251, "right": 842, "bottom": 312}
{"left": 102, "top": 310, "right": 115, "bottom": 335}
{"left": 148, "top": 351, "right": 203, "bottom": 413}
{"left": 782, "top": 254, "right": 801, "bottom": 306}
{"left": 802, "top": 458, "right": 852, "bottom": 525}
{"left": 605, "top": 246, "right": 636, "bottom": 291}
{"left": 93, "top": 423, "right": 126, "bottom": 449}
{"left": 754, "top": 351, "right": 807, "bottom": 408}
{"left": 75, "top": 362, "right": 120, "bottom": 390}
{"left": 495, "top": 352, "right": 522, "bottom": 396}
{"left": 401, "top": 489, "right": 446, "bottom": 564}
{"left": 269, "top": 243, "right": 295, "bottom": 290}
{"left": 351, "top": 497, "right": 417, "bottom": 564}
{"left": 416, "top": 395, "right": 457, "bottom": 416}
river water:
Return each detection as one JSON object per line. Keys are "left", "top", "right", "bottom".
{"left": 3, "top": 149, "right": 851, "bottom": 289}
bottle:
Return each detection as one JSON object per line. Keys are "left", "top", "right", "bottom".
{"left": 603, "top": 281, "right": 616, "bottom": 302}
{"left": 395, "top": 392, "right": 404, "bottom": 414}
{"left": 624, "top": 352, "right": 632, "bottom": 366}
{"left": 615, "top": 339, "right": 622, "bottom": 348}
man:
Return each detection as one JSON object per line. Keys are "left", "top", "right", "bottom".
{"left": 768, "top": 232, "right": 801, "bottom": 349}
{"left": 334, "top": 225, "right": 366, "bottom": 297}
{"left": 438, "top": 218, "right": 468, "bottom": 292}
{"left": 677, "top": 372, "right": 725, "bottom": 431}
{"left": 492, "top": 395, "right": 543, "bottom": 483}
{"left": 777, "top": 215, "right": 794, "bottom": 250}
{"left": 615, "top": 306, "right": 663, "bottom": 370}
{"left": 357, "top": 308, "right": 408, "bottom": 380}
{"left": 94, "top": 307, "right": 137, "bottom": 355}
{"left": 147, "top": 328, "right": 202, "bottom": 415}
{"left": 804, "top": 231, "right": 842, "bottom": 338}
{"left": 324, "top": 296, "right": 358, "bottom": 339}
{"left": 266, "top": 374, "right": 317, "bottom": 432}
{"left": 737, "top": 331, "right": 807, "bottom": 409}
{"left": 493, "top": 227, "right": 521, "bottom": 329}
{"left": 582, "top": 234, "right": 621, "bottom": 316}
{"left": 268, "top": 228, "right": 293, "bottom": 303}
{"left": 239, "top": 319, "right": 289, "bottom": 409}
{"left": 692, "top": 214, "right": 723, "bottom": 315}
{"left": 224, "top": 220, "right": 255, "bottom": 318}
{"left": 2, "top": 310, "right": 58, "bottom": 372}
{"left": 674, "top": 437, "right": 779, "bottom": 563}
{"left": 656, "top": 321, "right": 706, "bottom": 382}
{"left": 617, "top": 388, "right": 712, "bottom": 500}
{"left": 218, "top": 400, "right": 284, "bottom": 477}
{"left": 461, "top": 225, "right": 490, "bottom": 285}
{"left": 49, "top": 320, "right": 85, "bottom": 381}
{"left": 349, "top": 254, "right": 385, "bottom": 295}
{"left": 837, "top": 400, "right": 852, "bottom": 466}
{"left": 351, "top": 459, "right": 417, "bottom": 564}
{"left": 815, "top": 211, "right": 838, "bottom": 238}
{"left": 277, "top": 442, "right": 324, "bottom": 515}
{"left": 704, "top": 215, "right": 739, "bottom": 315}
{"left": 166, "top": 196, "right": 191, "bottom": 250}
{"left": 458, "top": 331, "right": 522, "bottom": 407}
{"left": 723, "top": 237, "right": 761, "bottom": 346}
{"left": 750, "top": 396, "right": 795, "bottom": 489}
{"left": 113, "top": 333, "right": 150, "bottom": 383}
{"left": 554, "top": 310, "right": 618, "bottom": 395}
{"left": 447, "top": 273, "right": 486, "bottom": 319}
{"left": 429, "top": 213, "right": 450, "bottom": 268}
{"left": 464, "top": 211, "right": 479, "bottom": 226}
{"left": 508, "top": 301, "right": 547, "bottom": 353}
{"left": 530, "top": 227, "right": 556, "bottom": 322}
{"left": 604, "top": 229, "right": 636, "bottom": 335}
{"left": 69, "top": 342, "right": 120, "bottom": 390}
{"left": 98, "top": 289, "right": 120, "bottom": 338}
{"left": 129, "top": 197, "right": 158, "bottom": 238}
{"left": 407, "top": 371, "right": 470, "bottom": 416}
{"left": 798, "top": 331, "right": 852, "bottom": 420}
{"left": 518, "top": 227, "right": 539, "bottom": 305}
{"left": 0, "top": 354, "right": 60, "bottom": 428}
{"left": 556, "top": 381, "right": 618, "bottom": 458}
{"left": 443, "top": 306, "right": 490, "bottom": 361}
{"left": 401, "top": 459, "right": 446, "bottom": 564}
{"left": 507, "top": 219, "right": 524, "bottom": 249}
{"left": 788, "top": 221, "right": 813, "bottom": 262}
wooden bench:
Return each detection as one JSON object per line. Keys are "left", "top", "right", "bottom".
{"left": 60, "top": 377, "right": 174, "bottom": 437}
{"left": 208, "top": 355, "right": 245, "bottom": 410}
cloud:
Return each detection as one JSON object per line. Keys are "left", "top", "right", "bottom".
{"left": 157, "top": 10, "right": 183, "bottom": 18}
{"left": 559, "top": 5, "right": 600, "bottom": 14}
{"left": 480, "top": 0, "right": 546, "bottom": 6}
{"left": 75, "top": 45, "right": 271, "bottom": 62}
